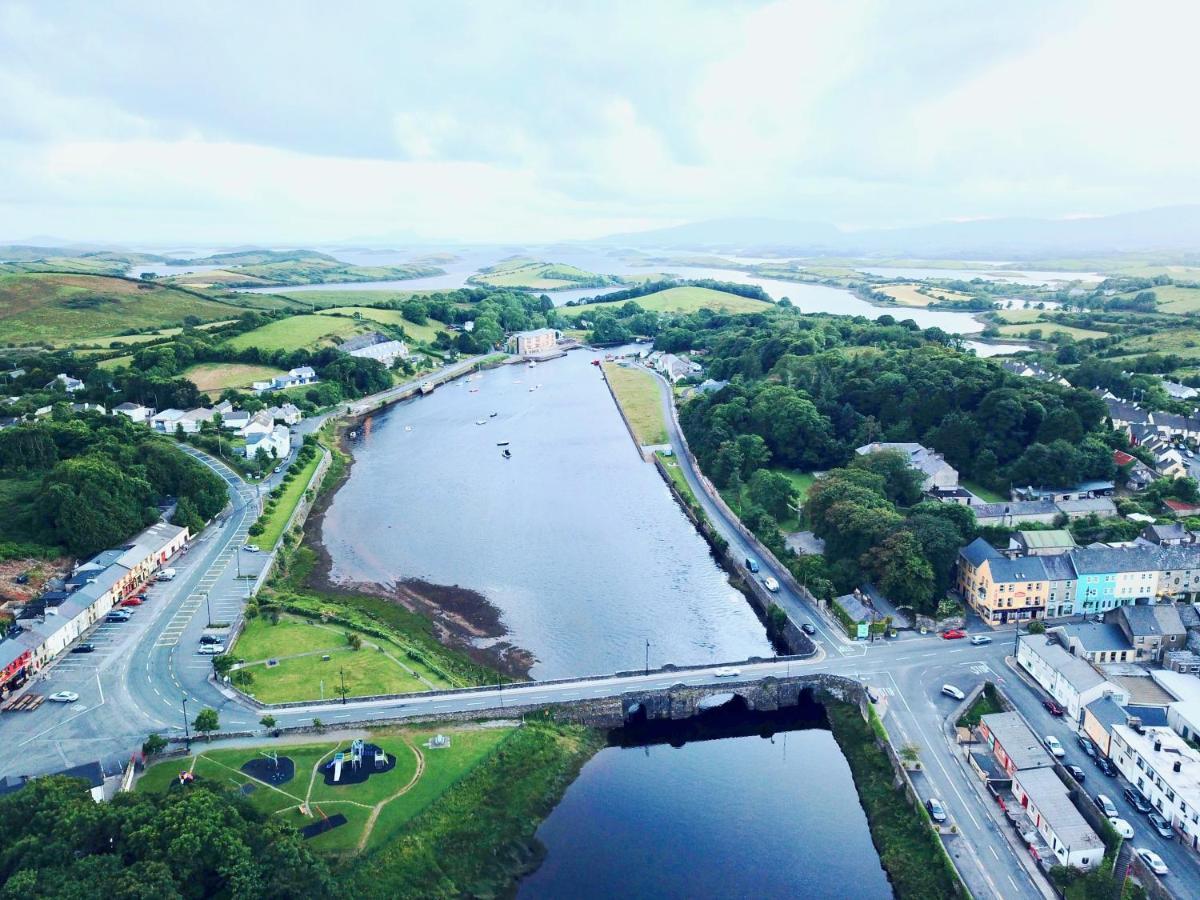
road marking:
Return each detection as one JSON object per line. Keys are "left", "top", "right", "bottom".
{"left": 989, "top": 846, "right": 999, "bottom": 860}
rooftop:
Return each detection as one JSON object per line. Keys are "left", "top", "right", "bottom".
{"left": 1021, "top": 634, "right": 1107, "bottom": 693}
{"left": 1151, "top": 669, "right": 1200, "bottom": 704}
{"left": 981, "top": 711, "right": 1054, "bottom": 771}
{"left": 1014, "top": 767, "right": 1104, "bottom": 853}
{"left": 1050, "top": 621, "right": 1130, "bottom": 653}
{"left": 1085, "top": 695, "right": 1131, "bottom": 732}
{"left": 960, "top": 537, "right": 1002, "bottom": 567}
{"left": 1113, "top": 725, "right": 1200, "bottom": 803}
{"left": 971, "top": 499, "right": 1059, "bottom": 519}
{"left": 1016, "top": 529, "right": 1076, "bottom": 550}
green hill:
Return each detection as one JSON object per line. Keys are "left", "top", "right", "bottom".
{"left": 561, "top": 285, "right": 772, "bottom": 317}
{"left": 468, "top": 257, "right": 618, "bottom": 290}
{"left": 0, "top": 272, "right": 254, "bottom": 346}
{"left": 166, "top": 258, "right": 443, "bottom": 289}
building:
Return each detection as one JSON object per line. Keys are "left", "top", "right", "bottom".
{"left": 45, "top": 373, "right": 84, "bottom": 393}
{"left": 1151, "top": 670, "right": 1200, "bottom": 743}
{"left": 1047, "top": 621, "right": 1134, "bottom": 664}
{"left": 1055, "top": 497, "right": 1118, "bottom": 521}
{"left": 238, "top": 410, "right": 274, "bottom": 439}
{"left": 655, "top": 353, "right": 695, "bottom": 384}
{"left": 979, "top": 711, "right": 1055, "bottom": 776}
{"left": 112, "top": 402, "right": 153, "bottom": 424}
{"left": 1016, "top": 634, "right": 1129, "bottom": 722}
{"left": 174, "top": 407, "right": 215, "bottom": 434}
{"left": 968, "top": 500, "right": 1061, "bottom": 528}
{"left": 1011, "top": 768, "right": 1103, "bottom": 870}
{"left": 1109, "top": 604, "right": 1187, "bottom": 662}
{"left": 1142, "top": 523, "right": 1195, "bottom": 546}
{"left": 149, "top": 408, "right": 186, "bottom": 432}
{"left": 267, "top": 403, "right": 303, "bottom": 425}
{"left": 1012, "top": 481, "right": 1114, "bottom": 503}
{"left": 1109, "top": 724, "right": 1200, "bottom": 850}
{"left": 244, "top": 424, "right": 290, "bottom": 460}
{"left": 956, "top": 538, "right": 1049, "bottom": 624}
{"left": 1043, "top": 553, "right": 1079, "bottom": 618}
{"left": 255, "top": 366, "right": 318, "bottom": 393}
{"left": 1165, "top": 499, "right": 1200, "bottom": 518}
{"left": 1162, "top": 380, "right": 1199, "bottom": 401}
{"left": 1114, "top": 450, "right": 1156, "bottom": 491}
{"left": 220, "top": 409, "right": 251, "bottom": 431}
{"left": 853, "top": 442, "right": 959, "bottom": 492}
{"left": 1012, "top": 530, "right": 1076, "bottom": 557}
{"left": 341, "top": 332, "right": 409, "bottom": 366}
{"left": 1071, "top": 546, "right": 1159, "bottom": 614}
{"left": 1081, "top": 696, "right": 1136, "bottom": 757}
{"left": 506, "top": 328, "right": 560, "bottom": 356}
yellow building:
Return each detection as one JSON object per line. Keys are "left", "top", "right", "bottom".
{"left": 956, "top": 538, "right": 1050, "bottom": 624}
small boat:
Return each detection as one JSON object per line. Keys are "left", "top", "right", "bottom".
{"left": 475, "top": 419, "right": 486, "bottom": 426}
{"left": 527, "top": 360, "right": 537, "bottom": 368}
{"left": 404, "top": 425, "right": 413, "bottom": 432}
{"left": 591, "top": 359, "right": 601, "bottom": 366}
{"left": 489, "top": 412, "right": 497, "bottom": 418}
{"left": 496, "top": 440, "right": 510, "bottom": 446}
{"left": 419, "top": 381, "right": 434, "bottom": 395}
{"left": 529, "top": 387, "right": 535, "bottom": 392}
{"left": 501, "top": 448, "right": 512, "bottom": 459}
{"left": 469, "top": 388, "right": 479, "bottom": 393}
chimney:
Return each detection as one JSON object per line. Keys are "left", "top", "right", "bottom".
{"left": 1175, "top": 760, "right": 1182, "bottom": 773}
{"left": 1154, "top": 739, "right": 1163, "bottom": 752}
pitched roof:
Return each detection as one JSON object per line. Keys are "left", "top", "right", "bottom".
{"left": 981, "top": 711, "right": 1054, "bottom": 770}
{"left": 1022, "top": 634, "right": 1107, "bottom": 693}
{"left": 1013, "top": 768, "right": 1103, "bottom": 852}
{"left": 1017, "top": 529, "right": 1075, "bottom": 550}
{"left": 959, "top": 537, "right": 1002, "bottom": 567}
{"left": 1051, "top": 621, "right": 1130, "bottom": 653}
{"left": 1041, "top": 554, "right": 1078, "bottom": 581}
{"left": 1116, "top": 605, "right": 1164, "bottom": 636}
{"left": 971, "top": 499, "right": 1059, "bottom": 520}
{"left": 1069, "top": 545, "right": 1159, "bottom": 575}
{"left": 988, "top": 556, "right": 1049, "bottom": 583}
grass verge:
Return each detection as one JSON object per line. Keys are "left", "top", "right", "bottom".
{"left": 254, "top": 442, "right": 323, "bottom": 550}
{"left": 602, "top": 362, "right": 667, "bottom": 445}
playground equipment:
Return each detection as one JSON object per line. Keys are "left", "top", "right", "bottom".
{"left": 328, "top": 740, "right": 366, "bottom": 783}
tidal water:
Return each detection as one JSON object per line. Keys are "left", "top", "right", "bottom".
{"left": 319, "top": 350, "right": 772, "bottom": 679}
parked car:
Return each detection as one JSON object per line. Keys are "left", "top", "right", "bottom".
{"left": 243, "top": 544, "right": 260, "bottom": 553}
{"left": 1097, "top": 756, "right": 1118, "bottom": 777}
{"left": 273, "top": 466, "right": 282, "bottom": 474}
{"left": 156, "top": 568, "right": 176, "bottom": 581}
{"left": 941, "top": 629, "right": 966, "bottom": 640}
{"left": 106, "top": 611, "right": 131, "bottom": 623}
{"left": 1044, "top": 735, "right": 1066, "bottom": 757}
{"left": 941, "top": 684, "right": 965, "bottom": 701}
{"left": 199, "top": 634, "right": 223, "bottom": 645}
{"left": 761, "top": 576, "right": 780, "bottom": 592}
{"left": 713, "top": 667, "right": 741, "bottom": 678}
{"left": 1136, "top": 848, "right": 1169, "bottom": 876}
{"left": 48, "top": 691, "right": 79, "bottom": 703}
{"left": 1078, "top": 735, "right": 1099, "bottom": 759}
{"left": 1124, "top": 787, "right": 1153, "bottom": 814}
{"left": 1042, "top": 699, "right": 1065, "bottom": 716}
{"left": 1066, "top": 764, "right": 1086, "bottom": 783}
{"left": 1148, "top": 812, "right": 1174, "bottom": 839}
{"left": 1109, "top": 817, "right": 1135, "bottom": 840}
{"left": 71, "top": 643, "right": 95, "bottom": 654}
{"left": 926, "top": 798, "right": 947, "bottom": 823}
{"left": 197, "top": 644, "right": 225, "bottom": 655}
{"left": 745, "top": 557, "right": 760, "bottom": 573}
{"left": 120, "top": 597, "right": 143, "bottom": 607}
{"left": 969, "top": 634, "right": 991, "bottom": 645}
{"left": 801, "top": 623, "right": 817, "bottom": 636}
{"left": 14, "top": 572, "right": 29, "bottom": 585}
{"left": 1095, "top": 794, "right": 1118, "bottom": 818}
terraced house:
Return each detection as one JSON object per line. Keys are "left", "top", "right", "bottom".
{"left": 956, "top": 538, "right": 1050, "bottom": 624}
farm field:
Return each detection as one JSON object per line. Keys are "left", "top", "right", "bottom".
{"left": 314, "top": 306, "right": 450, "bottom": 343}
{"left": 563, "top": 285, "right": 772, "bottom": 317}
{"left": 990, "top": 309, "right": 1046, "bottom": 324}
{"left": 0, "top": 272, "right": 247, "bottom": 345}
{"left": 224, "top": 314, "right": 375, "bottom": 352}
{"left": 1110, "top": 327, "right": 1200, "bottom": 361}
{"left": 137, "top": 725, "right": 513, "bottom": 855}
{"left": 874, "top": 283, "right": 971, "bottom": 307}
{"left": 183, "top": 362, "right": 287, "bottom": 393}
{"left": 602, "top": 363, "right": 667, "bottom": 445}
{"left": 995, "top": 323, "right": 1108, "bottom": 341}
{"left": 1134, "top": 285, "right": 1200, "bottom": 315}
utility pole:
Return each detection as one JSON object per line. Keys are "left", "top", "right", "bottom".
{"left": 181, "top": 696, "right": 191, "bottom": 750}
{"left": 204, "top": 590, "right": 212, "bottom": 628}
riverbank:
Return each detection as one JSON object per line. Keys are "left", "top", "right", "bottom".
{"left": 336, "top": 719, "right": 605, "bottom": 898}
{"left": 826, "top": 702, "right": 965, "bottom": 899}
{"left": 600, "top": 361, "right": 667, "bottom": 446}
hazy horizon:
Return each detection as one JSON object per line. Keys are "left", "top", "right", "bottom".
{"left": 3, "top": 1, "right": 1199, "bottom": 245}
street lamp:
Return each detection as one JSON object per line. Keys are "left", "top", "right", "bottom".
{"left": 181, "top": 696, "right": 191, "bottom": 750}
{"left": 339, "top": 669, "right": 347, "bottom": 705}
{"left": 203, "top": 590, "right": 212, "bottom": 628}
{"left": 644, "top": 640, "right": 650, "bottom": 676}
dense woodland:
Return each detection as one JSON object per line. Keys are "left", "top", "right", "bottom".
{"left": 0, "top": 412, "right": 227, "bottom": 556}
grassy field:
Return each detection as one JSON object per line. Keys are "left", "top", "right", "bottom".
{"left": 564, "top": 285, "right": 772, "bottom": 318}
{"left": 167, "top": 259, "right": 440, "bottom": 290}
{"left": 315, "top": 306, "right": 450, "bottom": 343}
{"left": 875, "top": 283, "right": 970, "bottom": 307}
{"left": 225, "top": 314, "right": 375, "bottom": 352}
{"left": 231, "top": 611, "right": 454, "bottom": 703}
{"left": 962, "top": 479, "right": 1005, "bottom": 502}
{"left": 991, "top": 309, "right": 1046, "bottom": 323}
{"left": 254, "top": 445, "right": 323, "bottom": 549}
{"left": 602, "top": 363, "right": 667, "bottom": 445}
{"left": 996, "top": 323, "right": 1108, "bottom": 341}
{"left": 1137, "top": 284, "right": 1200, "bottom": 314}
{"left": 469, "top": 257, "right": 612, "bottom": 290}
{"left": 137, "top": 725, "right": 515, "bottom": 856}
{"left": 1110, "top": 327, "right": 1200, "bottom": 361}
{"left": 97, "top": 353, "right": 135, "bottom": 370}
{"left": 774, "top": 469, "right": 816, "bottom": 500}
{"left": 0, "top": 272, "right": 248, "bottom": 345}
{"left": 184, "top": 362, "right": 287, "bottom": 393}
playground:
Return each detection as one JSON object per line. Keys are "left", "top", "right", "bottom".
{"left": 137, "top": 725, "right": 512, "bottom": 854}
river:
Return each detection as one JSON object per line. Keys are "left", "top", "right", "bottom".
{"left": 520, "top": 721, "right": 892, "bottom": 900}
{"left": 319, "top": 348, "right": 772, "bottom": 679}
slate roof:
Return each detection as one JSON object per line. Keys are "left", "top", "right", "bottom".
{"left": 1052, "top": 621, "right": 1131, "bottom": 653}
{"left": 989, "top": 556, "right": 1049, "bottom": 583}
{"left": 1117, "top": 605, "right": 1166, "bottom": 637}
{"left": 1085, "top": 696, "right": 1131, "bottom": 732}
{"left": 1056, "top": 498, "right": 1117, "bottom": 516}
{"left": 1017, "top": 529, "right": 1076, "bottom": 550}
{"left": 1070, "top": 546, "right": 1159, "bottom": 575}
{"left": 1144, "top": 523, "right": 1190, "bottom": 544}
{"left": 1023, "top": 634, "right": 1107, "bottom": 693}
{"left": 1041, "top": 554, "right": 1078, "bottom": 582}
{"left": 971, "top": 499, "right": 1059, "bottom": 520}
{"left": 960, "top": 537, "right": 1002, "bottom": 567}
{"left": 981, "top": 712, "right": 1054, "bottom": 770}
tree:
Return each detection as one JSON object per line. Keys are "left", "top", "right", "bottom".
{"left": 747, "top": 469, "right": 796, "bottom": 521}
{"left": 142, "top": 733, "right": 168, "bottom": 756}
{"left": 171, "top": 495, "right": 205, "bottom": 535}
{"left": 867, "top": 529, "right": 937, "bottom": 612}
{"left": 851, "top": 449, "right": 924, "bottom": 507}
{"left": 259, "top": 714, "right": 276, "bottom": 729}
{"left": 1027, "top": 620, "right": 1046, "bottom": 634}
{"left": 347, "top": 632, "right": 363, "bottom": 650}
{"left": 193, "top": 707, "right": 219, "bottom": 740}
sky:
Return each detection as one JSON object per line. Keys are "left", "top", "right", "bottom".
{"left": 1, "top": 0, "right": 1197, "bottom": 246}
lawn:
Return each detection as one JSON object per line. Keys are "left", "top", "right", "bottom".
{"left": 996, "top": 323, "right": 1108, "bottom": 341}
{"left": 962, "top": 479, "right": 1005, "bottom": 502}
{"left": 254, "top": 445, "right": 323, "bottom": 549}
{"left": 563, "top": 285, "right": 773, "bottom": 318}
{"left": 956, "top": 684, "right": 1003, "bottom": 729}
{"left": 602, "top": 363, "right": 667, "bottom": 445}
{"left": 774, "top": 468, "right": 815, "bottom": 500}
{"left": 184, "top": 362, "right": 287, "bottom": 393}
{"left": 655, "top": 451, "right": 699, "bottom": 505}
{"left": 1110, "top": 327, "right": 1200, "bottom": 361}
{"left": 990, "top": 308, "right": 1045, "bottom": 324}
{"left": 0, "top": 272, "right": 247, "bottom": 345}
{"left": 225, "top": 314, "right": 374, "bottom": 352}
{"left": 315, "top": 306, "right": 450, "bottom": 343}
{"left": 239, "top": 646, "right": 432, "bottom": 703}
{"left": 233, "top": 615, "right": 353, "bottom": 662}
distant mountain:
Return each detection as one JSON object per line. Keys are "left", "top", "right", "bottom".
{"left": 599, "top": 206, "right": 1200, "bottom": 258}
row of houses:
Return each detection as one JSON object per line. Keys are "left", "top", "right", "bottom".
{"left": 250, "top": 366, "right": 317, "bottom": 394}
{"left": 956, "top": 528, "right": 1200, "bottom": 622}
{"left": 0, "top": 522, "right": 189, "bottom": 697}
{"left": 977, "top": 711, "right": 1104, "bottom": 870}
{"left": 138, "top": 399, "right": 298, "bottom": 460}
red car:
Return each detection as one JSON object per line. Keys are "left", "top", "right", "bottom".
{"left": 120, "top": 597, "right": 143, "bottom": 607}
{"left": 1042, "top": 699, "right": 1065, "bottom": 717}
{"left": 941, "top": 629, "right": 966, "bottom": 640}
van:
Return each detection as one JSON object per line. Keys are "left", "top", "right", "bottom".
{"left": 745, "top": 557, "right": 760, "bottom": 573}
{"left": 156, "top": 568, "right": 177, "bottom": 582}
{"left": 762, "top": 576, "right": 780, "bottom": 593}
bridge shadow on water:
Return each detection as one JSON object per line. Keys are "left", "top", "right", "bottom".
{"left": 610, "top": 688, "right": 830, "bottom": 750}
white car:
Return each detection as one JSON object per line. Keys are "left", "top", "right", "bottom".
{"left": 1109, "top": 817, "right": 1135, "bottom": 840}
{"left": 197, "top": 644, "right": 225, "bottom": 655}
{"left": 1136, "top": 847, "right": 1169, "bottom": 876}
{"left": 713, "top": 667, "right": 741, "bottom": 678}
{"left": 1044, "top": 735, "right": 1065, "bottom": 757}
{"left": 761, "top": 576, "right": 780, "bottom": 593}
{"left": 1095, "top": 793, "right": 1118, "bottom": 817}
{"left": 969, "top": 634, "right": 991, "bottom": 645}
{"left": 940, "top": 684, "right": 965, "bottom": 701}
{"left": 242, "top": 544, "right": 260, "bottom": 553}
{"left": 48, "top": 691, "right": 79, "bottom": 703}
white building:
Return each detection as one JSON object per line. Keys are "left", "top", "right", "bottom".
{"left": 854, "top": 441, "right": 959, "bottom": 492}
{"left": 112, "top": 402, "right": 153, "bottom": 424}
{"left": 46, "top": 373, "right": 84, "bottom": 393}
{"left": 149, "top": 408, "right": 186, "bottom": 432}
{"left": 1150, "top": 670, "right": 1200, "bottom": 744}
{"left": 238, "top": 410, "right": 274, "bottom": 439}
{"left": 220, "top": 409, "right": 252, "bottom": 431}
{"left": 506, "top": 328, "right": 560, "bottom": 356}
{"left": 268, "top": 403, "right": 303, "bottom": 425}
{"left": 348, "top": 339, "right": 408, "bottom": 366}
{"left": 244, "top": 424, "right": 290, "bottom": 460}
{"left": 1109, "top": 724, "right": 1200, "bottom": 851}
{"left": 1011, "top": 768, "right": 1103, "bottom": 870}
{"left": 1016, "top": 634, "right": 1129, "bottom": 722}
{"left": 174, "top": 407, "right": 215, "bottom": 434}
